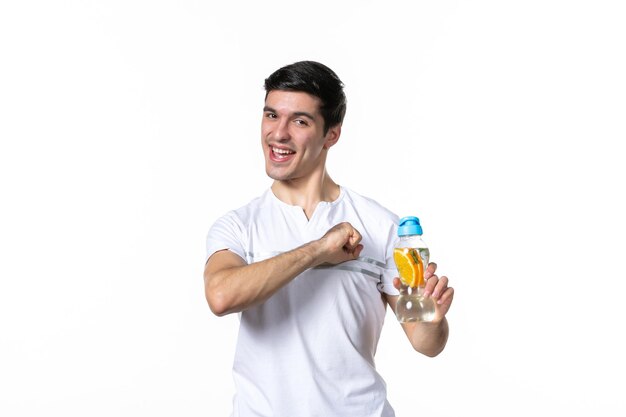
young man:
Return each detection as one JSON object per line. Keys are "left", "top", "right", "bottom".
{"left": 204, "top": 61, "right": 454, "bottom": 416}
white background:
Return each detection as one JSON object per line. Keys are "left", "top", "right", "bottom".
{"left": 1, "top": 1, "right": 625, "bottom": 416}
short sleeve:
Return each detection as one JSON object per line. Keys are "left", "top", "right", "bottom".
{"left": 205, "top": 211, "right": 247, "bottom": 264}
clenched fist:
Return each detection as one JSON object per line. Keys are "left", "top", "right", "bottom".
{"left": 315, "top": 222, "right": 364, "bottom": 266}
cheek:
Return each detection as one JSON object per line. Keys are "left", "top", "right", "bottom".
{"left": 260, "top": 119, "right": 273, "bottom": 136}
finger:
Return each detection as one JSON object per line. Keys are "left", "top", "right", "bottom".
{"left": 340, "top": 223, "right": 360, "bottom": 249}
{"left": 348, "top": 228, "right": 362, "bottom": 248}
{"left": 422, "top": 274, "right": 438, "bottom": 297}
{"left": 425, "top": 262, "right": 437, "bottom": 279}
{"left": 343, "top": 242, "right": 362, "bottom": 256}
{"left": 393, "top": 277, "right": 408, "bottom": 294}
{"left": 431, "top": 276, "right": 449, "bottom": 300}
{"left": 351, "top": 244, "right": 364, "bottom": 259}
{"left": 393, "top": 277, "right": 401, "bottom": 290}
{"left": 437, "top": 287, "right": 454, "bottom": 306}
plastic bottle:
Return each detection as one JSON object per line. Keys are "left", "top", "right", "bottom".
{"left": 393, "top": 216, "right": 436, "bottom": 322}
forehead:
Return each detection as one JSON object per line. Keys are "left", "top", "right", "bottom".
{"left": 264, "top": 90, "right": 322, "bottom": 116}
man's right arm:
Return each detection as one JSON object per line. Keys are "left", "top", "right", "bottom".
{"left": 204, "top": 222, "right": 363, "bottom": 316}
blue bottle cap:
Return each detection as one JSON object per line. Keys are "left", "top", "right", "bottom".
{"left": 398, "top": 216, "right": 423, "bottom": 236}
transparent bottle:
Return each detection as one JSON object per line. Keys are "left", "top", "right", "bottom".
{"left": 393, "top": 216, "right": 436, "bottom": 322}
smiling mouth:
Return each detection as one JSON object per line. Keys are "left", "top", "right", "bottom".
{"left": 270, "top": 146, "right": 296, "bottom": 161}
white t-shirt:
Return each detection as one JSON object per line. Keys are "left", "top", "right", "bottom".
{"left": 205, "top": 186, "right": 400, "bottom": 417}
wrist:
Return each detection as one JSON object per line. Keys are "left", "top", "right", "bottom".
{"left": 410, "top": 318, "right": 449, "bottom": 357}
{"left": 298, "top": 239, "right": 325, "bottom": 268}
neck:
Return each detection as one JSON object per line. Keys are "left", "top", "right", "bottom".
{"left": 271, "top": 169, "right": 340, "bottom": 219}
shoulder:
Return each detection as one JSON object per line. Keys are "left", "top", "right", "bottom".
{"left": 341, "top": 187, "right": 399, "bottom": 224}
{"left": 210, "top": 190, "right": 273, "bottom": 232}
{"left": 232, "top": 190, "right": 272, "bottom": 221}
{"left": 228, "top": 189, "right": 275, "bottom": 221}
{"left": 338, "top": 187, "right": 399, "bottom": 266}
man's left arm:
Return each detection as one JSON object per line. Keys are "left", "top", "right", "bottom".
{"left": 384, "top": 263, "right": 454, "bottom": 357}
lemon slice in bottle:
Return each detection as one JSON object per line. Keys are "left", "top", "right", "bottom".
{"left": 393, "top": 247, "right": 424, "bottom": 288}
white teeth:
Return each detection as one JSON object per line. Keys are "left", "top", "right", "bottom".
{"left": 272, "top": 147, "right": 294, "bottom": 155}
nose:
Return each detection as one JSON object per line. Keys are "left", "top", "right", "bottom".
{"left": 271, "top": 119, "right": 290, "bottom": 142}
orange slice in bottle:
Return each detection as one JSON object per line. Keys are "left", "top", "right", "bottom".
{"left": 393, "top": 247, "right": 424, "bottom": 288}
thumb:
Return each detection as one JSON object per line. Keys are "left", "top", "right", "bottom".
{"left": 349, "top": 244, "right": 364, "bottom": 259}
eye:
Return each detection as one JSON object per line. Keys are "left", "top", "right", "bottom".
{"left": 265, "top": 112, "right": 277, "bottom": 119}
{"left": 294, "top": 119, "right": 309, "bottom": 126}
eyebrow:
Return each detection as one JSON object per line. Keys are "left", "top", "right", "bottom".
{"left": 263, "top": 106, "right": 316, "bottom": 121}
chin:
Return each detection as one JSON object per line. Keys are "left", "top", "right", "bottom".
{"left": 267, "top": 173, "right": 291, "bottom": 181}
{"left": 265, "top": 167, "right": 288, "bottom": 181}
{"left": 265, "top": 161, "right": 295, "bottom": 181}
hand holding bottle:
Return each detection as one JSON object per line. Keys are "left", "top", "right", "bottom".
{"left": 393, "top": 262, "right": 453, "bottom": 322}
{"left": 393, "top": 216, "right": 454, "bottom": 322}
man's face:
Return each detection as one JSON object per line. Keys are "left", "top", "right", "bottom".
{"left": 261, "top": 90, "right": 340, "bottom": 182}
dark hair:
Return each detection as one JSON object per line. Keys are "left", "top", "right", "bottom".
{"left": 264, "top": 61, "right": 347, "bottom": 134}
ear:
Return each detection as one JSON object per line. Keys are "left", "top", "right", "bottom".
{"left": 323, "top": 124, "right": 341, "bottom": 150}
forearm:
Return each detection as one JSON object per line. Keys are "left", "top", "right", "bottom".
{"left": 407, "top": 318, "right": 449, "bottom": 357}
{"left": 205, "top": 240, "right": 322, "bottom": 316}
